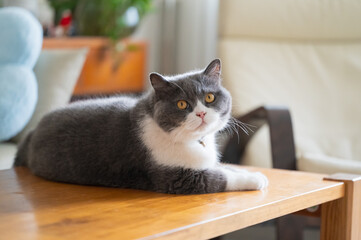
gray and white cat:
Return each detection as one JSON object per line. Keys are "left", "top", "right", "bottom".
{"left": 15, "top": 59, "right": 268, "bottom": 194}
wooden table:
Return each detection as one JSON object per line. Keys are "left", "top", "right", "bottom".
{"left": 0, "top": 166, "right": 360, "bottom": 240}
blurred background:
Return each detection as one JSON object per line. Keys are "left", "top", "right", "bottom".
{"left": 0, "top": 0, "right": 219, "bottom": 96}
{"left": 1, "top": 1, "right": 360, "bottom": 239}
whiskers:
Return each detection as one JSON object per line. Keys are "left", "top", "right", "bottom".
{"left": 223, "top": 117, "right": 257, "bottom": 144}
{"left": 232, "top": 117, "right": 256, "bottom": 135}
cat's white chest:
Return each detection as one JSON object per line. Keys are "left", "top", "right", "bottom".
{"left": 140, "top": 116, "right": 219, "bottom": 170}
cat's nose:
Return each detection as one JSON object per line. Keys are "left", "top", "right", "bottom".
{"left": 196, "top": 111, "right": 207, "bottom": 119}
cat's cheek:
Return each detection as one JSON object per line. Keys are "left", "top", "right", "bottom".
{"left": 219, "top": 116, "right": 231, "bottom": 131}
{"left": 211, "top": 109, "right": 230, "bottom": 131}
{"left": 204, "top": 113, "right": 224, "bottom": 133}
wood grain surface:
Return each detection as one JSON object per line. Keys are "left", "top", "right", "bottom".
{"left": 0, "top": 166, "right": 344, "bottom": 240}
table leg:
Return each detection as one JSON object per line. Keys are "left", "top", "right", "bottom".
{"left": 321, "top": 174, "right": 361, "bottom": 240}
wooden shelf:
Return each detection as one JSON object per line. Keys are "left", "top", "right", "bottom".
{"left": 43, "top": 37, "right": 147, "bottom": 95}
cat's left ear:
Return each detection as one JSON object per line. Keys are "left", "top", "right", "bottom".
{"left": 204, "top": 59, "right": 221, "bottom": 79}
{"left": 149, "top": 72, "right": 171, "bottom": 91}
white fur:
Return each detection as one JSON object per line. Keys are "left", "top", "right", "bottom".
{"left": 141, "top": 116, "right": 219, "bottom": 170}
{"left": 141, "top": 100, "right": 268, "bottom": 190}
{"left": 219, "top": 165, "right": 269, "bottom": 190}
{"left": 141, "top": 101, "right": 223, "bottom": 170}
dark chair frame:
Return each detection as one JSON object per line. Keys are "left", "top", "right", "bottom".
{"left": 222, "top": 106, "right": 317, "bottom": 240}
{"left": 222, "top": 106, "right": 296, "bottom": 170}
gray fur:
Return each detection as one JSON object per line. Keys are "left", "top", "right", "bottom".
{"left": 14, "top": 59, "right": 230, "bottom": 194}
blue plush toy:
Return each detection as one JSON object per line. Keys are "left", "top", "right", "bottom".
{"left": 0, "top": 7, "right": 42, "bottom": 141}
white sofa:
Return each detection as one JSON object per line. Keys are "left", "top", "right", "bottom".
{"left": 0, "top": 49, "right": 87, "bottom": 170}
{"left": 219, "top": 0, "right": 361, "bottom": 174}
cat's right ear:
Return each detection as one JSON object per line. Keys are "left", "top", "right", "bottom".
{"left": 204, "top": 59, "right": 221, "bottom": 79}
{"left": 150, "top": 72, "right": 170, "bottom": 91}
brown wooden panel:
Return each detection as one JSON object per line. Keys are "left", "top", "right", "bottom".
{"left": 43, "top": 37, "right": 146, "bottom": 95}
{"left": 321, "top": 174, "right": 361, "bottom": 240}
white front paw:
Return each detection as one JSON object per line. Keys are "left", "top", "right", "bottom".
{"left": 245, "top": 172, "right": 269, "bottom": 190}
{"left": 222, "top": 167, "right": 269, "bottom": 191}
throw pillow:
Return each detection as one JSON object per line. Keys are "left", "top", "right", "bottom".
{"left": 13, "top": 49, "right": 88, "bottom": 143}
{"left": 0, "top": 66, "right": 38, "bottom": 141}
{"left": 0, "top": 7, "right": 42, "bottom": 141}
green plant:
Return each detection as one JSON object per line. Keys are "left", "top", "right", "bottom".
{"left": 49, "top": 0, "right": 152, "bottom": 40}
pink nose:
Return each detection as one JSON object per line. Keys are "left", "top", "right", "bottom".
{"left": 196, "top": 111, "right": 207, "bottom": 119}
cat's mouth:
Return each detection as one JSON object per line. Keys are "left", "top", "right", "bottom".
{"left": 195, "top": 121, "right": 207, "bottom": 130}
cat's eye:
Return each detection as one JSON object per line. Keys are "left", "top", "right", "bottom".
{"left": 205, "top": 93, "right": 215, "bottom": 103}
{"left": 177, "top": 100, "right": 188, "bottom": 110}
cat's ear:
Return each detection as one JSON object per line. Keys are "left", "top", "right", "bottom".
{"left": 150, "top": 72, "right": 170, "bottom": 91}
{"left": 204, "top": 59, "right": 221, "bottom": 79}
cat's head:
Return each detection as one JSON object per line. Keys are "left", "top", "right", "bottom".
{"left": 149, "top": 59, "right": 231, "bottom": 142}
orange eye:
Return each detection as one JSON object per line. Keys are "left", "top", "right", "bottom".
{"left": 177, "top": 100, "right": 188, "bottom": 110}
{"left": 205, "top": 93, "right": 215, "bottom": 103}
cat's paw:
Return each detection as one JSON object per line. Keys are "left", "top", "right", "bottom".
{"left": 244, "top": 172, "right": 269, "bottom": 190}
{"left": 223, "top": 169, "right": 269, "bottom": 191}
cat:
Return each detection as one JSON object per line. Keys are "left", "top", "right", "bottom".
{"left": 14, "top": 59, "right": 268, "bottom": 194}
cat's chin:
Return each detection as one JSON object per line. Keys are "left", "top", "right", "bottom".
{"left": 191, "top": 120, "right": 227, "bottom": 138}
{"left": 195, "top": 121, "right": 207, "bottom": 131}
{"left": 170, "top": 118, "right": 230, "bottom": 143}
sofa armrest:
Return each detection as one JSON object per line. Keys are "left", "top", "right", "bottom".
{"left": 221, "top": 106, "right": 296, "bottom": 170}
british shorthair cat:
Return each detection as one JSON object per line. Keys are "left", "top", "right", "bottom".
{"left": 15, "top": 59, "right": 268, "bottom": 194}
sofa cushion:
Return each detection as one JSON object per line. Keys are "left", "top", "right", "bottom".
{"left": 219, "top": 0, "right": 361, "bottom": 40}
{"left": 298, "top": 152, "right": 361, "bottom": 175}
{"left": 0, "top": 7, "right": 42, "bottom": 141}
{"left": 219, "top": 39, "right": 361, "bottom": 171}
{"left": 0, "top": 7, "right": 42, "bottom": 68}
{"left": 219, "top": 0, "right": 361, "bottom": 175}
{"left": 0, "top": 143, "right": 17, "bottom": 170}
{"left": 13, "top": 49, "right": 88, "bottom": 143}
{"left": 0, "top": 66, "right": 38, "bottom": 141}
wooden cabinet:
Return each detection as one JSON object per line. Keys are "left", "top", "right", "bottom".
{"left": 43, "top": 38, "right": 146, "bottom": 95}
